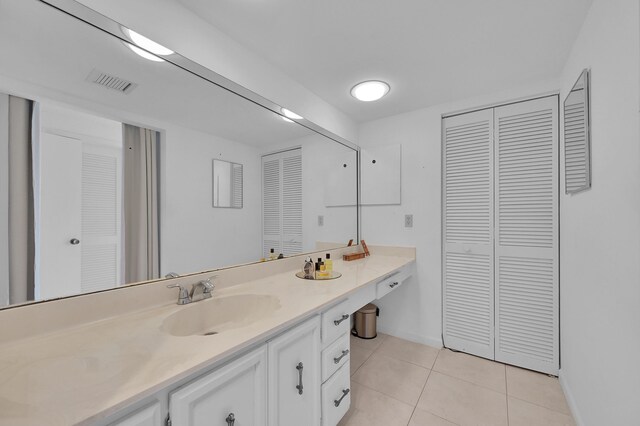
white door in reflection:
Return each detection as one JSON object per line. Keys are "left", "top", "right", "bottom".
{"left": 38, "top": 127, "right": 122, "bottom": 299}
{"left": 262, "top": 148, "right": 302, "bottom": 258}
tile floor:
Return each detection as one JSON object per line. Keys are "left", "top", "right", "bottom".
{"left": 339, "top": 333, "right": 574, "bottom": 426}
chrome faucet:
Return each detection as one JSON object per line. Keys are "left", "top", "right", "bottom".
{"left": 167, "top": 276, "right": 216, "bottom": 305}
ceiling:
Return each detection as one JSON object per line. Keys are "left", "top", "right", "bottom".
{"left": 177, "top": 0, "right": 593, "bottom": 122}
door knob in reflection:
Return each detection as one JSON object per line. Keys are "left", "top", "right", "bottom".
{"left": 70, "top": 238, "right": 80, "bottom": 245}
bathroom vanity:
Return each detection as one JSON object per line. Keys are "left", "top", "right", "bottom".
{"left": 0, "top": 246, "right": 414, "bottom": 426}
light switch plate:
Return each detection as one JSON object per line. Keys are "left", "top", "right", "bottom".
{"left": 318, "top": 215, "right": 324, "bottom": 226}
{"left": 405, "top": 214, "right": 413, "bottom": 228}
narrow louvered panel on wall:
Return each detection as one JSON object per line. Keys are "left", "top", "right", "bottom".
{"left": 232, "top": 164, "right": 243, "bottom": 208}
{"left": 81, "top": 149, "right": 120, "bottom": 293}
{"left": 81, "top": 245, "right": 117, "bottom": 293}
{"left": 442, "top": 108, "right": 495, "bottom": 359}
{"left": 564, "top": 95, "right": 589, "bottom": 192}
{"left": 281, "top": 152, "right": 302, "bottom": 256}
{"left": 262, "top": 157, "right": 281, "bottom": 257}
{"left": 494, "top": 97, "right": 559, "bottom": 374}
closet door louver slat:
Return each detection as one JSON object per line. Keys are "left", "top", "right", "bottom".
{"left": 442, "top": 109, "right": 495, "bottom": 359}
{"left": 494, "top": 97, "right": 559, "bottom": 375}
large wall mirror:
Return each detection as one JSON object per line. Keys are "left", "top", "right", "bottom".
{"left": 0, "top": 0, "right": 359, "bottom": 308}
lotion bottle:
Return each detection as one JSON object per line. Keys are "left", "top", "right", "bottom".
{"left": 325, "top": 253, "right": 333, "bottom": 273}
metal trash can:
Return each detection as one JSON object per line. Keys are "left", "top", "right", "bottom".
{"left": 352, "top": 303, "right": 379, "bottom": 339}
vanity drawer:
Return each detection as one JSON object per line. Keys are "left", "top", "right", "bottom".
{"left": 321, "top": 299, "right": 351, "bottom": 345}
{"left": 375, "top": 268, "right": 411, "bottom": 300}
{"left": 321, "top": 332, "right": 350, "bottom": 382}
{"left": 321, "top": 362, "right": 351, "bottom": 426}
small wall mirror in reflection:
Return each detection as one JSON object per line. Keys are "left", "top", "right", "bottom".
{"left": 213, "top": 159, "right": 243, "bottom": 208}
{"left": 564, "top": 68, "right": 591, "bottom": 194}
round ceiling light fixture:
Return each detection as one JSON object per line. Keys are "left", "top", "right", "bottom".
{"left": 281, "top": 116, "right": 294, "bottom": 123}
{"left": 350, "top": 80, "right": 390, "bottom": 102}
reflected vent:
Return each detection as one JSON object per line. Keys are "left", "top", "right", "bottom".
{"left": 86, "top": 69, "right": 137, "bottom": 94}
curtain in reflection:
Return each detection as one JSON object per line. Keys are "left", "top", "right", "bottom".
{"left": 123, "top": 124, "right": 160, "bottom": 283}
{"left": 0, "top": 94, "right": 35, "bottom": 305}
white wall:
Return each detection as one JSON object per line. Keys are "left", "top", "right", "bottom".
{"left": 74, "top": 0, "right": 358, "bottom": 144}
{"left": 558, "top": 1, "right": 640, "bottom": 424}
{"left": 358, "top": 78, "right": 560, "bottom": 348}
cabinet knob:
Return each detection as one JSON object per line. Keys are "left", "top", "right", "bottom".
{"left": 333, "top": 314, "right": 349, "bottom": 326}
{"left": 225, "top": 413, "right": 235, "bottom": 426}
{"left": 70, "top": 238, "right": 80, "bottom": 245}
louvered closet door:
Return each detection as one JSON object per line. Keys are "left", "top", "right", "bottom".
{"left": 262, "top": 149, "right": 303, "bottom": 258}
{"left": 442, "top": 109, "right": 495, "bottom": 359}
{"left": 494, "top": 97, "right": 559, "bottom": 374}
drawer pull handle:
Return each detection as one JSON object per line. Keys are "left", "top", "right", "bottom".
{"left": 334, "top": 314, "right": 349, "bottom": 326}
{"left": 226, "top": 413, "right": 235, "bottom": 426}
{"left": 334, "top": 349, "right": 350, "bottom": 364}
{"left": 389, "top": 281, "right": 399, "bottom": 288}
{"left": 334, "top": 388, "right": 350, "bottom": 407}
{"left": 296, "top": 362, "right": 304, "bottom": 395}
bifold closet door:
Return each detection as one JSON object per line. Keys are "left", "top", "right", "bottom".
{"left": 442, "top": 109, "right": 495, "bottom": 359}
{"left": 494, "top": 97, "right": 559, "bottom": 375}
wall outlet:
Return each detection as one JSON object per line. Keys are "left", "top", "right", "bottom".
{"left": 404, "top": 214, "right": 413, "bottom": 228}
{"left": 318, "top": 215, "right": 324, "bottom": 226}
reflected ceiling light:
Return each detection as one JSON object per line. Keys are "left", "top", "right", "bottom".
{"left": 125, "top": 43, "right": 165, "bottom": 62}
{"left": 282, "top": 108, "right": 303, "bottom": 120}
{"left": 281, "top": 116, "right": 294, "bottom": 123}
{"left": 350, "top": 80, "right": 390, "bottom": 102}
{"left": 124, "top": 28, "right": 174, "bottom": 56}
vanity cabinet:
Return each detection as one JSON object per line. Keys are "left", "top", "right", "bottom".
{"left": 268, "top": 316, "right": 321, "bottom": 426}
{"left": 169, "top": 346, "right": 267, "bottom": 426}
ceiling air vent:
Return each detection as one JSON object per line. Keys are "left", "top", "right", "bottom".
{"left": 86, "top": 69, "right": 137, "bottom": 94}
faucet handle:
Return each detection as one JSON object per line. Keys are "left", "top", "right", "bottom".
{"left": 167, "top": 283, "right": 191, "bottom": 305}
{"left": 200, "top": 276, "right": 216, "bottom": 293}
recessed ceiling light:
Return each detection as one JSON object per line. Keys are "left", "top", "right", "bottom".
{"left": 124, "top": 28, "right": 174, "bottom": 56}
{"left": 351, "top": 80, "right": 390, "bottom": 102}
{"left": 282, "top": 108, "right": 303, "bottom": 120}
{"left": 281, "top": 116, "right": 294, "bottom": 123}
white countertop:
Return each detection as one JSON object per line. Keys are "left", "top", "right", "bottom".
{"left": 0, "top": 249, "right": 415, "bottom": 426}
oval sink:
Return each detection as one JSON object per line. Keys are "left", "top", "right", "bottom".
{"left": 161, "top": 294, "right": 280, "bottom": 337}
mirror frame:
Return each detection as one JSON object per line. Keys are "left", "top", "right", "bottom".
{"left": 1, "top": 0, "right": 361, "bottom": 310}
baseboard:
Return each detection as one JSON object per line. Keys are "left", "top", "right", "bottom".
{"left": 559, "top": 370, "right": 584, "bottom": 426}
{"left": 376, "top": 326, "right": 442, "bottom": 349}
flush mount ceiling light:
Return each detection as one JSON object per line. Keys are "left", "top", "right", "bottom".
{"left": 350, "top": 80, "right": 390, "bottom": 102}
{"left": 282, "top": 108, "right": 303, "bottom": 120}
{"left": 123, "top": 28, "right": 173, "bottom": 62}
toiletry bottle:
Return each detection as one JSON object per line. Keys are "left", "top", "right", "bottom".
{"left": 315, "top": 261, "right": 321, "bottom": 279}
{"left": 325, "top": 253, "right": 333, "bottom": 273}
{"left": 303, "top": 257, "right": 314, "bottom": 279}
{"left": 269, "top": 248, "right": 276, "bottom": 261}
{"left": 317, "top": 257, "right": 326, "bottom": 278}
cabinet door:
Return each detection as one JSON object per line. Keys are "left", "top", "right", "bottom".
{"left": 170, "top": 346, "right": 267, "bottom": 426}
{"left": 268, "top": 316, "right": 321, "bottom": 426}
